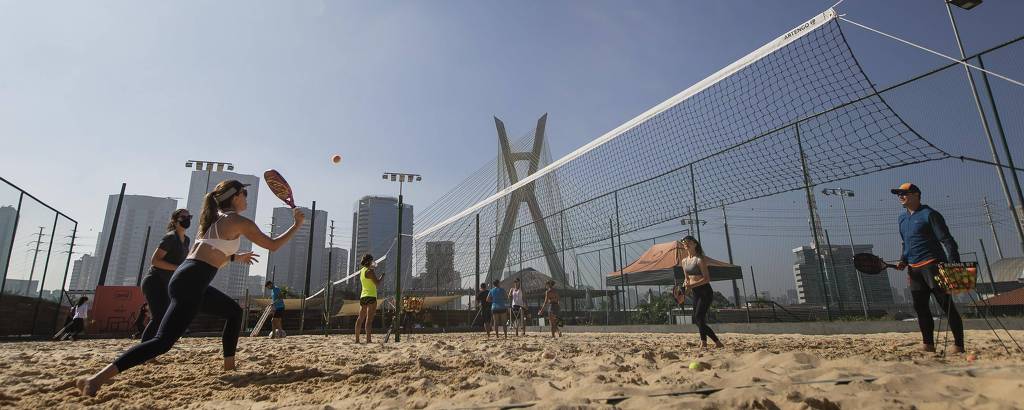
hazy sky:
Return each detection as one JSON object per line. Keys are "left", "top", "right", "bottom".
{"left": 2, "top": 0, "right": 1023, "bottom": 298}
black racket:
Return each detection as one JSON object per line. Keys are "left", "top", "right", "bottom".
{"left": 853, "top": 253, "right": 898, "bottom": 275}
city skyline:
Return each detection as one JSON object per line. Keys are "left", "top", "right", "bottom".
{"left": 4, "top": 1, "right": 1024, "bottom": 302}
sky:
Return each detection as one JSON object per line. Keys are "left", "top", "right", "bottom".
{"left": 2, "top": 0, "right": 1024, "bottom": 301}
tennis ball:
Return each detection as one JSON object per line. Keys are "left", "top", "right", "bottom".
{"left": 689, "top": 361, "right": 700, "bottom": 370}
{"left": 330, "top": 154, "right": 343, "bottom": 165}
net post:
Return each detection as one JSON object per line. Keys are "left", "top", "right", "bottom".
{"left": 614, "top": 191, "right": 629, "bottom": 323}
{"left": 301, "top": 200, "right": 317, "bottom": 334}
{"left": 977, "top": 54, "right": 1024, "bottom": 255}
{"left": 796, "top": 123, "right": 833, "bottom": 321}
{"left": 690, "top": 165, "right": 700, "bottom": 242}
{"left": 823, "top": 229, "right": 846, "bottom": 315}
{"left": 475, "top": 213, "right": 480, "bottom": 296}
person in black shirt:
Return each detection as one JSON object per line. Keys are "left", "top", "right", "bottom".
{"left": 139, "top": 209, "right": 192, "bottom": 342}
{"left": 476, "top": 283, "right": 492, "bottom": 337}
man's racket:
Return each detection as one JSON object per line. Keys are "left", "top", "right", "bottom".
{"left": 853, "top": 253, "right": 898, "bottom": 275}
{"left": 264, "top": 169, "right": 296, "bottom": 208}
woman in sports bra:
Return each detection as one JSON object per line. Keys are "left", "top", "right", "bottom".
{"left": 77, "top": 180, "right": 305, "bottom": 397}
{"left": 679, "top": 235, "right": 725, "bottom": 350}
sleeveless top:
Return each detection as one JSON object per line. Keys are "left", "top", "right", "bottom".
{"left": 360, "top": 267, "right": 377, "bottom": 298}
{"left": 194, "top": 212, "right": 241, "bottom": 267}
{"left": 510, "top": 288, "right": 525, "bottom": 307}
{"left": 682, "top": 256, "right": 702, "bottom": 276}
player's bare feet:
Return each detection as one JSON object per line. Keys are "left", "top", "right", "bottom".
{"left": 223, "top": 357, "right": 236, "bottom": 371}
{"left": 76, "top": 378, "right": 98, "bottom": 397}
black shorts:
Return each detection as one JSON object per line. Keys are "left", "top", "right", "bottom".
{"left": 272, "top": 307, "right": 285, "bottom": 318}
{"left": 480, "top": 306, "right": 492, "bottom": 321}
{"left": 360, "top": 296, "right": 377, "bottom": 306}
{"left": 492, "top": 308, "right": 508, "bottom": 315}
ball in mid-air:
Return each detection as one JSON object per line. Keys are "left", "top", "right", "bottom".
{"left": 330, "top": 154, "right": 343, "bottom": 165}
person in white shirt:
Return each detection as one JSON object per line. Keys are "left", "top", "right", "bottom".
{"left": 64, "top": 296, "right": 89, "bottom": 341}
{"left": 508, "top": 278, "right": 528, "bottom": 336}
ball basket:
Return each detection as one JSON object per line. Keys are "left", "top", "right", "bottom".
{"left": 935, "top": 262, "right": 978, "bottom": 295}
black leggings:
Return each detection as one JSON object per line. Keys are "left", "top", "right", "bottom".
{"left": 911, "top": 288, "right": 964, "bottom": 348}
{"left": 140, "top": 270, "right": 172, "bottom": 342}
{"left": 691, "top": 284, "right": 720, "bottom": 344}
{"left": 113, "top": 260, "right": 241, "bottom": 372}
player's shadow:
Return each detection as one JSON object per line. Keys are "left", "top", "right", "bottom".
{"left": 219, "top": 367, "right": 343, "bottom": 387}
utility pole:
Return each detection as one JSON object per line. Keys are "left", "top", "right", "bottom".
{"left": 325, "top": 219, "right": 335, "bottom": 335}
{"left": 24, "top": 227, "right": 47, "bottom": 295}
{"left": 982, "top": 197, "right": 1004, "bottom": 259}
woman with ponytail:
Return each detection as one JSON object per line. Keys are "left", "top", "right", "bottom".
{"left": 138, "top": 209, "right": 192, "bottom": 342}
{"left": 77, "top": 180, "right": 305, "bottom": 396}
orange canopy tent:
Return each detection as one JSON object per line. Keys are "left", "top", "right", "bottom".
{"left": 606, "top": 240, "right": 742, "bottom": 286}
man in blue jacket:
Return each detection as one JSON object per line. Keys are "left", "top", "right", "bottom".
{"left": 893, "top": 183, "right": 964, "bottom": 353}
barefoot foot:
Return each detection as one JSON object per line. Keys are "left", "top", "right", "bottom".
{"left": 76, "top": 378, "right": 98, "bottom": 397}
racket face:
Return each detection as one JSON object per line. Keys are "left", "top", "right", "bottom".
{"left": 264, "top": 169, "right": 296, "bottom": 208}
{"left": 853, "top": 253, "right": 887, "bottom": 275}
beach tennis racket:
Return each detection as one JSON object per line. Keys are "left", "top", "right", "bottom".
{"left": 264, "top": 169, "right": 296, "bottom": 208}
{"left": 853, "top": 253, "right": 898, "bottom": 275}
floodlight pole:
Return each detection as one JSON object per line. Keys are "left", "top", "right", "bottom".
{"left": 945, "top": 1, "right": 1024, "bottom": 255}
{"left": 383, "top": 171, "right": 421, "bottom": 343}
{"left": 796, "top": 124, "right": 833, "bottom": 321}
{"left": 822, "top": 188, "right": 868, "bottom": 318}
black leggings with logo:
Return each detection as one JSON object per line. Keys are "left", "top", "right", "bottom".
{"left": 691, "top": 283, "right": 720, "bottom": 345}
{"left": 113, "top": 260, "right": 241, "bottom": 372}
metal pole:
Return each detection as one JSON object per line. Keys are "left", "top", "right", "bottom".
{"left": 839, "top": 195, "right": 869, "bottom": 318}
{"left": 823, "top": 230, "right": 846, "bottom": 315}
{"left": 945, "top": 3, "right": 1024, "bottom": 254}
{"left": 25, "top": 226, "right": 45, "bottom": 295}
{"left": 690, "top": 165, "right": 701, "bottom": 241}
{"left": 979, "top": 238, "right": 998, "bottom": 296}
{"left": 135, "top": 226, "right": 151, "bottom": 287}
{"left": 475, "top": 213, "right": 480, "bottom": 293}
{"left": 741, "top": 273, "right": 750, "bottom": 323}
{"left": 614, "top": 191, "right": 629, "bottom": 317}
{"left": 326, "top": 219, "right": 335, "bottom": 335}
{"left": 0, "top": 192, "right": 24, "bottom": 301}
{"left": 796, "top": 124, "right": 833, "bottom": 320}
{"left": 395, "top": 183, "right": 405, "bottom": 342}
{"left": 30, "top": 215, "right": 59, "bottom": 335}
{"left": 301, "top": 201, "right": 316, "bottom": 333}
{"left": 609, "top": 219, "right": 620, "bottom": 316}
{"left": 982, "top": 197, "right": 1004, "bottom": 259}
{"left": 98, "top": 183, "right": 127, "bottom": 287}
{"left": 722, "top": 202, "right": 740, "bottom": 306}
{"left": 978, "top": 54, "right": 1024, "bottom": 245}
{"left": 750, "top": 265, "right": 759, "bottom": 302}
{"left": 51, "top": 223, "right": 77, "bottom": 333}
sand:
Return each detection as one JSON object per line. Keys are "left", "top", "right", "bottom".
{"left": 1, "top": 330, "right": 1022, "bottom": 409}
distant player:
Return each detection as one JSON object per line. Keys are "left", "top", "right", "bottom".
{"left": 487, "top": 279, "right": 509, "bottom": 338}
{"left": 476, "top": 283, "right": 492, "bottom": 337}
{"left": 355, "top": 254, "right": 379, "bottom": 344}
{"left": 538, "top": 280, "right": 562, "bottom": 338}
{"left": 265, "top": 281, "right": 286, "bottom": 338}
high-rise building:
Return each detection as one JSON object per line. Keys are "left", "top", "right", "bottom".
{"left": 321, "top": 247, "right": 349, "bottom": 287}
{"left": 184, "top": 169, "right": 259, "bottom": 299}
{"left": 246, "top": 275, "right": 266, "bottom": 297}
{"left": 0, "top": 205, "right": 16, "bottom": 281}
{"left": 351, "top": 196, "right": 413, "bottom": 296}
{"left": 69, "top": 254, "right": 98, "bottom": 291}
{"left": 266, "top": 206, "right": 327, "bottom": 296}
{"left": 786, "top": 289, "right": 798, "bottom": 305}
{"left": 424, "top": 241, "right": 459, "bottom": 291}
{"left": 91, "top": 195, "right": 179, "bottom": 288}
{"left": 793, "top": 244, "right": 895, "bottom": 308}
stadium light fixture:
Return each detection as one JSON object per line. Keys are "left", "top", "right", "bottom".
{"left": 821, "top": 187, "right": 868, "bottom": 319}
{"left": 947, "top": 0, "right": 981, "bottom": 10}
{"left": 381, "top": 171, "right": 422, "bottom": 343}
{"left": 185, "top": 160, "right": 236, "bottom": 193}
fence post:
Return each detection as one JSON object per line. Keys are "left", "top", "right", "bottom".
{"left": 796, "top": 123, "right": 833, "bottom": 321}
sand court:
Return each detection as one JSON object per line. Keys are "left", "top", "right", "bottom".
{"left": 0, "top": 330, "right": 1022, "bottom": 409}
